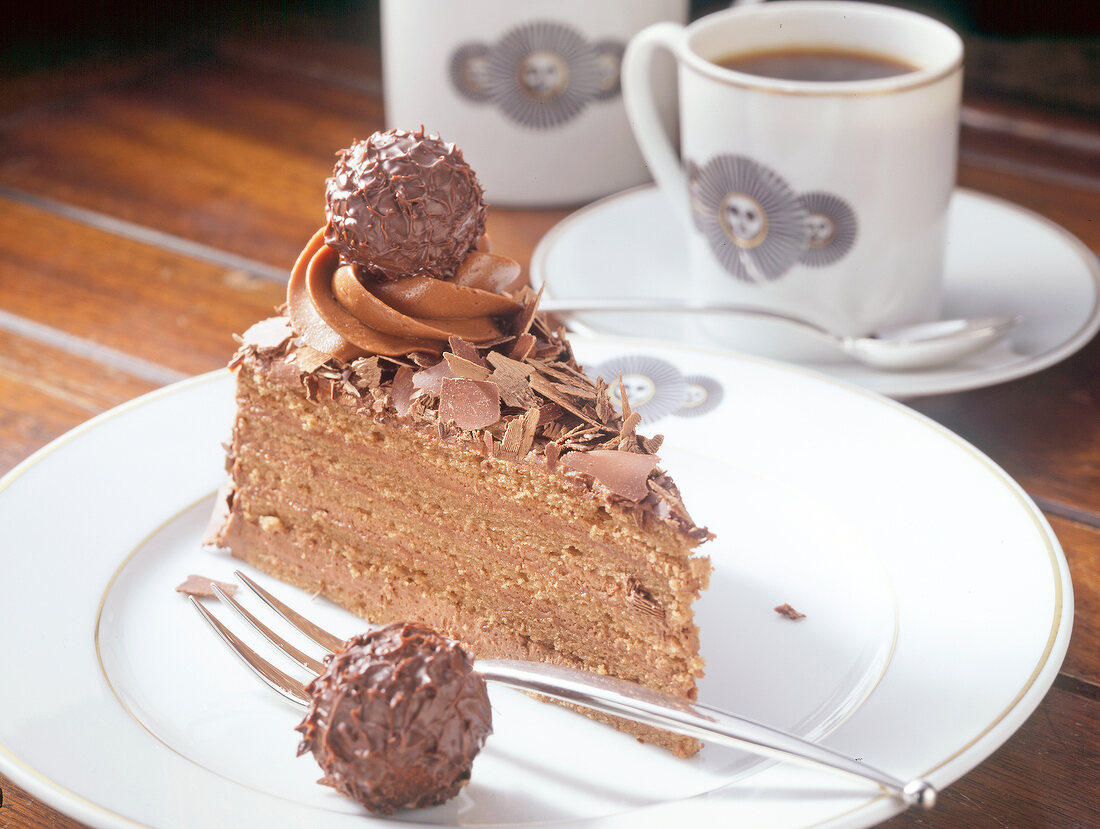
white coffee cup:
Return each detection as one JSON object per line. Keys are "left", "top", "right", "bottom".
{"left": 382, "top": 0, "right": 687, "bottom": 208}
{"left": 623, "top": 1, "right": 964, "bottom": 360}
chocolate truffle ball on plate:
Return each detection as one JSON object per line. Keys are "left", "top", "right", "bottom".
{"left": 324, "top": 129, "right": 488, "bottom": 280}
{"left": 295, "top": 622, "right": 493, "bottom": 815}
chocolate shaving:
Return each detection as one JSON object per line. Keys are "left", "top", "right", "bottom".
{"left": 518, "top": 408, "right": 541, "bottom": 458}
{"left": 499, "top": 416, "right": 525, "bottom": 459}
{"left": 303, "top": 374, "right": 319, "bottom": 402}
{"left": 594, "top": 377, "right": 616, "bottom": 424}
{"left": 349, "top": 356, "right": 384, "bottom": 388}
{"left": 439, "top": 378, "right": 501, "bottom": 430}
{"left": 500, "top": 408, "right": 540, "bottom": 460}
{"left": 528, "top": 374, "right": 603, "bottom": 426}
{"left": 295, "top": 345, "right": 330, "bottom": 375}
{"left": 511, "top": 285, "right": 543, "bottom": 338}
{"left": 175, "top": 575, "right": 239, "bottom": 599}
{"left": 507, "top": 332, "right": 536, "bottom": 362}
{"left": 545, "top": 441, "right": 561, "bottom": 471}
{"left": 444, "top": 352, "right": 492, "bottom": 382}
{"left": 413, "top": 359, "right": 456, "bottom": 396}
{"left": 626, "top": 577, "right": 666, "bottom": 621}
{"left": 269, "top": 356, "right": 301, "bottom": 388}
{"left": 391, "top": 366, "right": 416, "bottom": 416}
{"left": 616, "top": 373, "right": 633, "bottom": 420}
{"left": 448, "top": 336, "right": 487, "bottom": 368}
{"left": 618, "top": 411, "right": 642, "bottom": 448}
{"left": 407, "top": 353, "right": 439, "bottom": 368}
{"left": 531, "top": 343, "right": 564, "bottom": 361}
{"left": 536, "top": 402, "right": 565, "bottom": 426}
{"left": 561, "top": 449, "right": 659, "bottom": 502}
{"left": 647, "top": 477, "right": 692, "bottom": 524}
{"left": 486, "top": 351, "right": 540, "bottom": 408}
{"left": 774, "top": 603, "right": 806, "bottom": 620}
{"left": 527, "top": 358, "right": 596, "bottom": 396}
{"left": 242, "top": 316, "right": 294, "bottom": 352}
{"left": 485, "top": 350, "right": 532, "bottom": 376}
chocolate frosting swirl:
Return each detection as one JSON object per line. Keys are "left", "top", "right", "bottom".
{"left": 287, "top": 228, "right": 524, "bottom": 359}
{"left": 296, "top": 622, "right": 492, "bottom": 815}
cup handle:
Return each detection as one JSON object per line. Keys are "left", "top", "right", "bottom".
{"left": 622, "top": 22, "right": 690, "bottom": 228}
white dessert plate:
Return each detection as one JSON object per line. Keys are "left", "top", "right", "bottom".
{"left": 530, "top": 186, "right": 1100, "bottom": 398}
{"left": 0, "top": 338, "right": 1071, "bottom": 829}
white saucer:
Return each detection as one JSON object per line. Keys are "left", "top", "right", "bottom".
{"left": 530, "top": 185, "right": 1100, "bottom": 398}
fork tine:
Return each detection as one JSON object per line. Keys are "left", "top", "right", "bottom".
{"left": 234, "top": 570, "right": 344, "bottom": 653}
{"left": 211, "top": 583, "right": 326, "bottom": 675}
{"left": 188, "top": 595, "right": 310, "bottom": 707}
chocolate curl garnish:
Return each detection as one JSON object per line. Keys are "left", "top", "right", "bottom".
{"left": 175, "top": 575, "right": 239, "bottom": 599}
{"left": 391, "top": 366, "right": 417, "bottom": 416}
{"left": 287, "top": 229, "right": 524, "bottom": 360}
{"left": 561, "top": 449, "right": 659, "bottom": 502}
{"left": 440, "top": 378, "right": 501, "bottom": 430}
{"left": 240, "top": 317, "right": 294, "bottom": 352}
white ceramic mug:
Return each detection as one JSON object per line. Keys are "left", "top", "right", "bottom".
{"left": 382, "top": 0, "right": 687, "bottom": 207}
{"left": 623, "top": 1, "right": 964, "bottom": 360}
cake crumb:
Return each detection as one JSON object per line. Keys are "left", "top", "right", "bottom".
{"left": 259, "top": 515, "right": 284, "bottom": 533}
{"left": 175, "top": 575, "right": 238, "bottom": 599}
{"left": 774, "top": 603, "right": 806, "bottom": 620}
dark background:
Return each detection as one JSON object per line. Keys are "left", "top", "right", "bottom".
{"left": 3, "top": 0, "right": 1098, "bottom": 119}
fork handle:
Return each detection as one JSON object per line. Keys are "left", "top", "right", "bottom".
{"left": 476, "top": 659, "right": 936, "bottom": 809}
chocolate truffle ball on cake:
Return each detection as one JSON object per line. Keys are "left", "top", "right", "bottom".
{"left": 211, "top": 127, "right": 713, "bottom": 758}
{"left": 324, "top": 130, "right": 486, "bottom": 280}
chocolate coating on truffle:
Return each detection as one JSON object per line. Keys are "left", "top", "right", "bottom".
{"left": 325, "top": 129, "right": 487, "bottom": 280}
{"left": 295, "top": 622, "right": 492, "bottom": 815}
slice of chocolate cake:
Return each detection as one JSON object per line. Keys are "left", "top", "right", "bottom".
{"left": 210, "top": 128, "right": 712, "bottom": 756}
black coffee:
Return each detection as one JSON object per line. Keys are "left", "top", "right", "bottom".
{"left": 716, "top": 47, "right": 917, "bottom": 82}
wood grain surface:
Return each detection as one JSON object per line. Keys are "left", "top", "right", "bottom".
{"left": 0, "top": 10, "right": 1097, "bottom": 829}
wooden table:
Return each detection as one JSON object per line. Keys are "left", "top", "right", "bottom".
{"left": 1, "top": 12, "right": 1097, "bottom": 829}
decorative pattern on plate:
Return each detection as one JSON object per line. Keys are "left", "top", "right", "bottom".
{"left": 688, "top": 156, "right": 808, "bottom": 282}
{"left": 593, "top": 355, "right": 723, "bottom": 425}
{"left": 449, "top": 22, "right": 624, "bottom": 130}
{"left": 799, "top": 191, "right": 858, "bottom": 268}
{"left": 675, "top": 375, "right": 725, "bottom": 418}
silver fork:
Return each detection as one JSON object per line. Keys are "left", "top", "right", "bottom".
{"left": 189, "top": 569, "right": 936, "bottom": 809}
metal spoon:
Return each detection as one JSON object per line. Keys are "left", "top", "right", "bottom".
{"left": 539, "top": 297, "right": 1020, "bottom": 370}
